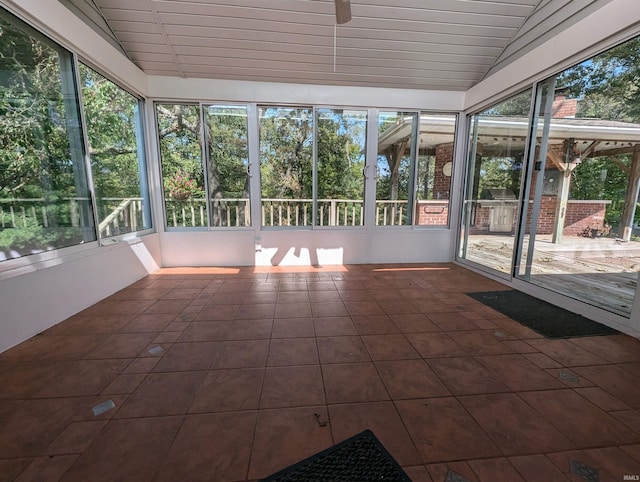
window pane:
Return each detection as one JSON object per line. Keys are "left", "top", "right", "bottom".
{"left": 156, "top": 104, "right": 206, "bottom": 228}
{"left": 316, "top": 109, "right": 367, "bottom": 227}
{"left": 414, "top": 113, "right": 457, "bottom": 226}
{"left": 377, "top": 112, "right": 418, "bottom": 226}
{"left": 459, "top": 90, "right": 532, "bottom": 273}
{"left": 204, "top": 105, "right": 250, "bottom": 227}
{"left": 518, "top": 36, "right": 640, "bottom": 316}
{"left": 79, "top": 64, "right": 151, "bottom": 237}
{"left": 259, "top": 107, "right": 313, "bottom": 227}
{"left": 0, "top": 9, "right": 95, "bottom": 261}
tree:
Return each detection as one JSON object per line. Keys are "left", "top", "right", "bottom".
{"left": 205, "top": 106, "right": 250, "bottom": 226}
{"left": 558, "top": 37, "right": 640, "bottom": 123}
{"left": 0, "top": 13, "right": 90, "bottom": 253}
{"left": 557, "top": 37, "right": 640, "bottom": 235}
{"left": 79, "top": 64, "right": 141, "bottom": 199}
{"left": 259, "top": 107, "right": 313, "bottom": 199}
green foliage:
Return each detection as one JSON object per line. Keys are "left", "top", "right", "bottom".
{"left": 0, "top": 214, "right": 81, "bottom": 252}
{"left": 0, "top": 16, "right": 75, "bottom": 201}
{"left": 484, "top": 90, "right": 533, "bottom": 116}
{"left": 206, "top": 106, "right": 249, "bottom": 199}
{"left": 477, "top": 157, "right": 521, "bottom": 197}
{"left": 164, "top": 170, "right": 201, "bottom": 200}
{"left": 157, "top": 104, "right": 205, "bottom": 199}
{"left": 316, "top": 110, "right": 366, "bottom": 200}
{"left": 259, "top": 107, "right": 313, "bottom": 199}
{"left": 0, "top": 11, "right": 97, "bottom": 254}
{"left": 558, "top": 37, "right": 640, "bottom": 123}
{"left": 79, "top": 64, "right": 142, "bottom": 200}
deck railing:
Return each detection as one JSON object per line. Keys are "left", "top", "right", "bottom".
{"left": 0, "top": 197, "right": 91, "bottom": 230}
{"left": 0, "top": 197, "right": 417, "bottom": 233}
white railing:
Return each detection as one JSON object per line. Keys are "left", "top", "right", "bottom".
{"left": 376, "top": 200, "right": 409, "bottom": 226}
{"left": 0, "top": 197, "right": 90, "bottom": 230}
{"left": 98, "top": 197, "right": 145, "bottom": 237}
{"left": 0, "top": 197, "right": 416, "bottom": 233}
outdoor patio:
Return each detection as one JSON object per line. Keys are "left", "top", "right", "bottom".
{"left": 465, "top": 234, "right": 640, "bottom": 316}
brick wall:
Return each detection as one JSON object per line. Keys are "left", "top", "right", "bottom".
{"left": 468, "top": 198, "right": 609, "bottom": 235}
{"left": 415, "top": 201, "right": 449, "bottom": 226}
{"left": 552, "top": 95, "right": 578, "bottom": 118}
{"left": 433, "top": 143, "right": 454, "bottom": 199}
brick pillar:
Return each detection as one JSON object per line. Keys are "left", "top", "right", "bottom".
{"left": 434, "top": 142, "right": 454, "bottom": 199}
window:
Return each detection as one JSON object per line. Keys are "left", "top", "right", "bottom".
{"left": 376, "top": 112, "right": 418, "bottom": 225}
{"left": 376, "top": 111, "right": 457, "bottom": 227}
{"left": 316, "top": 108, "right": 367, "bottom": 226}
{"left": 156, "top": 104, "right": 206, "bottom": 228}
{"left": 79, "top": 63, "right": 151, "bottom": 237}
{"left": 0, "top": 9, "right": 95, "bottom": 261}
{"left": 414, "top": 113, "right": 457, "bottom": 226}
{"left": 259, "top": 106, "right": 313, "bottom": 227}
{"left": 204, "top": 105, "right": 250, "bottom": 227}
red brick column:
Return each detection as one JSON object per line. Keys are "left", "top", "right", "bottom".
{"left": 433, "top": 143, "right": 454, "bottom": 199}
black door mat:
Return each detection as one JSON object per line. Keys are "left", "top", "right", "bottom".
{"left": 260, "top": 429, "right": 411, "bottom": 482}
{"left": 465, "top": 290, "right": 619, "bottom": 339}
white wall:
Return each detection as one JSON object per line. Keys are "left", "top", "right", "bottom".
{"left": 148, "top": 76, "right": 465, "bottom": 111}
{"left": 160, "top": 229, "right": 455, "bottom": 267}
{"left": 0, "top": 235, "right": 161, "bottom": 352}
{"left": 465, "top": 0, "right": 640, "bottom": 111}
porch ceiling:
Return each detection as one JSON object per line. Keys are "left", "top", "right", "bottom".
{"left": 58, "top": 0, "right": 608, "bottom": 91}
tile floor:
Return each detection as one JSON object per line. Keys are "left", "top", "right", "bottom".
{"left": 1, "top": 263, "right": 640, "bottom": 481}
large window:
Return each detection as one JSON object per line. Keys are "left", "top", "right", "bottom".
{"left": 204, "top": 105, "right": 250, "bottom": 227}
{"left": 259, "top": 106, "right": 313, "bottom": 227}
{"left": 414, "top": 113, "right": 457, "bottom": 226}
{"left": 79, "top": 64, "right": 151, "bottom": 237}
{"left": 376, "top": 111, "right": 418, "bottom": 225}
{"left": 376, "top": 111, "right": 458, "bottom": 227}
{"left": 316, "top": 108, "right": 367, "bottom": 226}
{"left": 258, "top": 106, "right": 369, "bottom": 228}
{"left": 0, "top": 9, "right": 95, "bottom": 261}
{"left": 156, "top": 104, "right": 206, "bottom": 228}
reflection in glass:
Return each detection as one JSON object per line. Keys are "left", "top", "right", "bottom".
{"left": 80, "top": 64, "right": 151, "bottom": 237}
{"left": 316, "top": 109, "right": 367, "bottom": 226}
{"left": 259, "top": 107, "right": 313, "bottom": 227}
{"left": 0, "top": 9, "right": 95, "bottom": 261}
{"left": 204, "top": 106, "right": 250, "bottom": 227}
{"left": 156, "top": 104, "right": 206, "bottom": 228}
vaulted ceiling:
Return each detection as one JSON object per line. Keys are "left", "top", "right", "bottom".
{"left": 60, "top": 0, "right": 608, "bottom": 90}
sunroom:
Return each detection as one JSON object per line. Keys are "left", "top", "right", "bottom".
{"left": 1, "top": 0, "right": 640, "bottom": 480}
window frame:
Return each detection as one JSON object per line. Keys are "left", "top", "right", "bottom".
{"left": 76, "top": 59, "right": 154, "bottom": 243}
{"left": 0, "top": 9, "right": 99, "bottom": 273}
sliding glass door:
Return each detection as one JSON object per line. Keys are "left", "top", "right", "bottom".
{"left": 459, "top": 35, "right": 640, "bottom": 319}
{"left": 516, "top": 42, "right": 640, "bottom": 317}
{"left": 459, "top": 90, "right": 533, "bottom": 277}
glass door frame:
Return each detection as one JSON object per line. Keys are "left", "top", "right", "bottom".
{"left": 456, "top": 89, "right": 538, "bottom": 281}
{"left": 513, "top": 78, "right": 557, "bottom": 280}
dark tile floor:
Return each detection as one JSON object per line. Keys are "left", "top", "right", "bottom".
{"left": 1, "top": 263, "right": 640, "bottom": 481}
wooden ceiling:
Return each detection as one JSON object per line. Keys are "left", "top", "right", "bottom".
{"left": 60, "top": 0, "right": 606, "bottom": 90}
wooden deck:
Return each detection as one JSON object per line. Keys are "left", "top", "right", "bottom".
{"left": 464, "top": 234, "right": 640, "bottom": 316}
